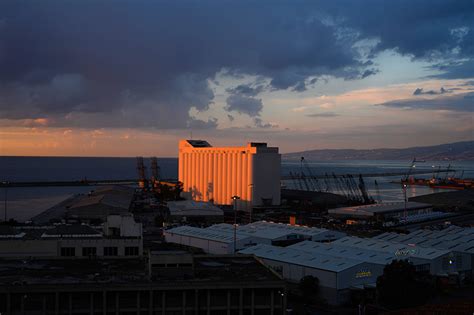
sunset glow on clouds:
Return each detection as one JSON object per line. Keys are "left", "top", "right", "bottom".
{"left": 0, "top": 1, "right": 473, "bottom": 156}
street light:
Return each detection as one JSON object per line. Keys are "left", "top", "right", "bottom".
{"left": 248, "top": 184, "right": 254, "bottom": 223}
{"left": 2, "top": 181, "right": 8, "bottom": 222}
{"left": 231, "top": 195, "right": 240, "bottom": 254}
{"left": 402, "top": 184, "right": 408, "bottom": 221}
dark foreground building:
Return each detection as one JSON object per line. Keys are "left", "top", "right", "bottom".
{"left": 0, "top": 255, "right": 286, "bottom": 315}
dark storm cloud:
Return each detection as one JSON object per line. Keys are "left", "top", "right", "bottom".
{"left": 187, "top": 118, "right": 218, "bottom": 130}
{"left": 378, "top": 92, "right": 474, "bottom": 112}
{"left": 0, "top": 0, "right": 367, "bottom": 128}
{"left": 254, "top": 117, "right": 277, "bottom": 129}
{"left": 413, "top": 87, "right": 451, "bottom": 96}
{"left": 0, "top": 0, "right": 472, "bottom": 129}
{"left": 225, "top": 83, "right": 266, "bottom": 116}
{"left": 324, "top": 0, "right": 474, "bottom": 78}
{"left": 225, "top": 94, "right": 263, "bottom": 117}
{"left": 306, "top": 112, "right": 340, "bottom": 118}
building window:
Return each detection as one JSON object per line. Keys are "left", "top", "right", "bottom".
{"left": 104, "top": 247, "right": 118, "bottom": 256}
{"left": 125, "top": 246, "right": 139, "bottom": 256}
{"left": 82, "top": 247, "right": 97, "bottom": 256}
{"left": 60, "top": 247, "right": 76, "bottom": 257}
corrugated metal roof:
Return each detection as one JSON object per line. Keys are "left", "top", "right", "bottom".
{"left": 371, "top": 227, "right": 474, "bottom": 254}
{"left": 239, "top": 244, "right": 364, "bottom": 272}
{"left": 167, "top": 200, "right": 223, "bottom": 216}
{"left": 206, "top": 221, "right": 339, "bottom": 240}
{"left": 329, "top": 202, "right": 431, "bottom": 217}
{"left": 333, "top": 236, "right": 450, "bottom": 260}
{"left": 165, "top": 225, "right": 250, "bottom": 243}
{"left": 288, "top": 241, "right": 395, "bottom": 265}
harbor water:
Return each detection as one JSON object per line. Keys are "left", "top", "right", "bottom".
{"left": 1, "top": 156, "right": 473, "bottom": 222}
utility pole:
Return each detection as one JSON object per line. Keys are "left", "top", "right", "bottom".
{"left": 403, "top": 183, "right": 407, "bottom": 221}
{"left": 231, "top": 195, "right": 240, "bottom": 254}
{"left": 3, "top": 182, "right": 8, "bottom": 222}
{"left": 248, "top": 184, "right": 254, "bottom": 224}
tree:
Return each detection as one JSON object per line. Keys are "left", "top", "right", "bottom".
{"left": 299, "top": 275, "right": 320, "bottom": 302}
{"left": 377, "top": 260, "right": 433, "bottom": 309}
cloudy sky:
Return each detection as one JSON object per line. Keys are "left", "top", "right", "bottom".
{"left": 0, "top": 0, "right": 473, "bottom": 156}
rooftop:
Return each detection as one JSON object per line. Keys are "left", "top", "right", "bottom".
{"left": 165, "top": 225, "right": 251, "bottom": 243}
{"left": 373, "top": 227, "right": 474, "bottom": 254}
{"left": 328, "top": 201, "right": 432, "bottom": 217}
{"left": 167, "top": 200, "right": 224, "bottom": 217}
{"left": 333, "top": 236, "right": 451, "bottom": 260}
{"left": 0, "top": 255, "right": 282, "bottom": 286}
{"left": 288, "top": 240, "right": 396, "bottom": 265}
{"left": 239, "top": 244, "right": 365, "bottom": 272}
{"left": 206, "top": 221, "right": 339, "bottom": 240}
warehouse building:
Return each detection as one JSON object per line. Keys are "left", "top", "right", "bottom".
{"left": 0, "top": 255, "right": 286, "bottom": 314}
{"left": 0, "top": 214, "right": 143, "bottom": 258}
{"left": 166, "top": 200, "right": 224, "bottom": 224}
{"left": 163, "top": 225, "right": 257, "bottom": 254}
{"left": 332, "top": 236, "right": 470, "bottom": 276}
{"left": 164, "top": 221, "right": 346, "bottom": 254}
{"left": 373, "top": 226, "right": 474, "bottom": 279}
{"left": 328, "top": 201, "right": 449, "bottom": 225}
{"left": 239, "top": 244, "right": 381, "bottom": 305}
{"left": 32, "top": 185, "right": 135, "bottom": 224}
{"left": 178, "top": 140, "right": 281, "bottom": 211}
{"left": 206, "top": 221, "right": 346, "bottom": 243}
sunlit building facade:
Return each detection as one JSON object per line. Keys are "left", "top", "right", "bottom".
{"left": 178, "top": 140, "right": 281, "bottom": 211}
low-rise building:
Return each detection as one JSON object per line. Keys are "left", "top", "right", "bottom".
{"left": 239, "top": 244, "right": 380, "bottom": 305}
{"left": 0, "top": 255, "right": 286, "bottom": 314}
{"left": 166, "top": 200, "right": 224, "bottom": 224}
{"left": 164, "top": 221, "right": 346, "bottom": 254}
{"left": 332, "top": 236, "right": 468, "bottom": 276}
{"left": 0, "top": 214, "right": 143, "bottom": 258}
{"left": 32, "top": 185, "right": 135, "bottom": 224}
{"left": 373, "top": 226, "right": 474, "bottom": 279}
{"left": 328, "top": 201, "right": 449, "bottom": 225}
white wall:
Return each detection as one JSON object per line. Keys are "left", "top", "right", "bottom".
{"left": 252, "top": 152, "right": 281, "bottom": 207}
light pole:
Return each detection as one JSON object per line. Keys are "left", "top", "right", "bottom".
{"left": 2, "top": 181, "right": 8, "bottom": 222}
{"left": 248, "top": 184, "right": 254, "bottom": 223}
{"left": 231, "top": 195, "right": 240, "bottom": 254}
{"left": 402, "top": 184, "right": 407, "bottom": 221}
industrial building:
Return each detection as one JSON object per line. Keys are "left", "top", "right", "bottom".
{"left": 178, "top": 140, "right": 281, "bottom": 211}
{"left": 238, "top": 229, "right": 474, "bottom": 304}
{"left": 239, "top": 244, "right": 381, "bottom": 305}
{"left": 164, "top": 221, "right": 346, "bottom": 254}
{"left": 332, "top": 236, "right": 471, "bottom": 276}
{"left": 0, "top": 255, "right": 286, "bottom": 314}
{"left": 32, "top": 185, "right": 135, "bottom": 224}
{"left": 373, "top": 226, "right": 474, "bottom": 279}
{"left": 0, "top": 214, "right": 143, "bottom": 258}
{"left": 327, "top": 201, "right": 449, "bottom": 224}
{"left": 166, "top": 200, "right": 224, "bottom": 224}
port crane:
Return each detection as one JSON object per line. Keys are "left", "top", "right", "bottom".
{"left": 404, "top": 157, "right": 425, "bottom": 182}
{"left": 290, "top": 157, "right": 374, "bottom": 205}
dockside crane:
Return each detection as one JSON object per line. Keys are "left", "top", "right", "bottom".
{"left": 136, "top": 156, "right": 148, "bottom": 190}
{"left": 404, "top": 157, "right": 425, "bottom": 182}
{"left": 299, "top": 157, "right": 312, "bottom": 191}
{"left": 443, "top": 164, "right": 452, "bottom": 181}
{"left": 301, "top": 157, "right": 322, "bottom": 192}
{"left": 374, "top": 180, "right": 382, "bottom": 203}
{"left": 358, "top": 174, "right": 373, "bottom": 204}
{"left": 150, "top": 157, "right": 160, "bottom": 187}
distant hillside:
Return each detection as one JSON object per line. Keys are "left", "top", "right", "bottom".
{"left": 283, "top": 141, "right": 474, "bottom": 161}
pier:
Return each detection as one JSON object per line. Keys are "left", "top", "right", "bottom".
{"left": 0, "top": 169, "right": 453, "bottom": 188}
